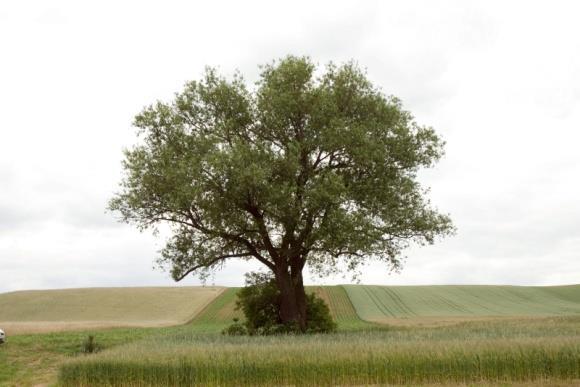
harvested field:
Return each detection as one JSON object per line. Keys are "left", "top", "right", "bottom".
{"left": 0, "top": 286, "right": 223, "bottom": 334}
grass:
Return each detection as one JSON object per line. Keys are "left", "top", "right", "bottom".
{"left": 0, "top": 327, "right": 157, "bottom": 386}
{"left": 188, "top": 288, "right": 243, "bottom": 333}
{"left": 58, "top": 317, "right": 580, "bottom": 386}
{"left": 344, "top": 285, "right": 580, "bottom": 323}
{"left": 0, "top": 286, "right": 223, "bottom": 334}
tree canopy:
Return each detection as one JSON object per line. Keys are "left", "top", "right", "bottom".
{"left": 109, "top": 56, "right": 454, "bottom": 328}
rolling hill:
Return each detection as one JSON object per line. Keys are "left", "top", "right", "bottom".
{"left": 344, "top": 284, "right": 580, "bottom": 324}
{"left": 189, "top": 286, "right": 369, "bottom": 331}
{"left": 0, "top": 286, "right": 223, "bottom": 334}
{"left": 2, "top": 284, "right": 580, "bottom": 334}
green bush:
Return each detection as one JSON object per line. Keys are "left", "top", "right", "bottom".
{"left": 221, "top": 318, "right": 247, "bottom": 336}
{"left": 304, "top": 293, "right": 337, "bottom": 333}
{"left": 81, "top": 335, "right": 100, "bottom": 354}
{"left": 225, "top": 272, "right": 336, "bottom": 335}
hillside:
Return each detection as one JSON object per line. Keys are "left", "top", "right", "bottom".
{"left": 3, "top": 284, "right": 580, "bottom": 386}
{"left": 0, "top": 286, "right": 223, "bottom": 334}
{"left": 189, "top": 286, "right": 369, "bottom": 331}
{"left": 344, "top": 284, "right": 580, "bottom": 324}
{"left": 2, "top": 284, "right": 580, "bottom": 334}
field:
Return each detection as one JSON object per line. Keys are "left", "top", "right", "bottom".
{"left": 0, "top": 286, "right": 223, "bottom": 334}
{"left": 0, "top": 285, "right": 579, "bottom": 386}
{"left": 60, "top": 318, "right": 580, "bottom": 386}
{"left": 345, "top": 284, "right": 580, "bottom": 325}
{"left": 0, "top": 327, "right": 159, "bottom": 386}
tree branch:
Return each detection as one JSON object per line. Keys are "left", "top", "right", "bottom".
{"left": 174, "top": 252, "right": 254, "bottom": 281}
{"left": 244, "top": 201, "right": 280, "bottom": 264}
{"left": 151, "top": 211, "right": 276, "bottom": 270}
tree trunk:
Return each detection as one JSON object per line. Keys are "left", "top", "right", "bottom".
{"left": 292, "top": 268, "right": 307, "bottom": 331}
{"left": 274, "top": 266, "right": 307, "bottom": 331}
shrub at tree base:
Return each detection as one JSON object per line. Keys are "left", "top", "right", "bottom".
{"left": 223, "top": 272, "right": 336, "bottom": 335}
{"left": 81, "top": 335, "right": 100, "bottom": 354}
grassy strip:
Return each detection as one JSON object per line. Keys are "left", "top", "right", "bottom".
{"left": 188, "top": 288, "right": 242, "bottom": 333}
{"left": 58, "top": 318, "right": 580, "bottom": 386}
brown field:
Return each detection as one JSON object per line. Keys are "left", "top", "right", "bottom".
{"left": 0, "top": 286, "right": 224, "bottom": 335}
{"left": 0, "top": 320, "right": 180, "bottom": 335}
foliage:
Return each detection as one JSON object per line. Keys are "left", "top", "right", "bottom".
{"left": 108, "top": 55, "right": 454, "bottom": 284}
{"left": 81, "top": 335, "right": 99, "bottom": 354}
{"left": 225, "top": 272, "right": 336, "bottom": 335}
{"left": 221, "top": 318, "right": 247, "bottom": 336}
{"left": 304, "top": 293, "right": 337, "bottom": 333}
{"left": 234, "top": 272, "right": 281, "bottom": 334}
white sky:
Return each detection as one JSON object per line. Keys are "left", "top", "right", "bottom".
{"left": 1, "top": 0, "right": 579, "bottom": 293}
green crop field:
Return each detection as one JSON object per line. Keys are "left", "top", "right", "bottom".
{"left": 188, "top": 288, "right": 243, "bottom": 332}
{"left": 0, "top": 286, "right": 223, "bottom": 334}
{"left": 310, "top": 286, "right": 374, "bottom": 330}
{"left": 344, "top": 285, "right": 580, "bottom": 324}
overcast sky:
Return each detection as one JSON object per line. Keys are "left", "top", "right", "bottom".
{"left": 1, "top": 0, "right": 579, "bottom": 293}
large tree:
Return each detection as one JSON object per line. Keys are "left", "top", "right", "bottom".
{"left": 109, "top": 56, "right": 454, "bottom": 330}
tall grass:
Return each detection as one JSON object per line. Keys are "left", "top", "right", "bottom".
{"left": 59, "top": 317, "right": 580, "bottom": 386}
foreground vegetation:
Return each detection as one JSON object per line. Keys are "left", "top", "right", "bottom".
{"left": 0, "top": 327, "right": 157, "bottom": 386}
{"left": 59, "top": 317, "right": 580, "bottom": 386}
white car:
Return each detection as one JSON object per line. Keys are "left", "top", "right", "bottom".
{"left": 0, "top": 329, "right": 5, "bottom": 344}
